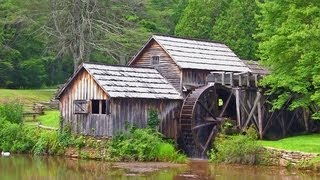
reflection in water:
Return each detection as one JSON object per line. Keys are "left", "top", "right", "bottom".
{"left": 0, "top": 155, "right": 319, "bottom": 180}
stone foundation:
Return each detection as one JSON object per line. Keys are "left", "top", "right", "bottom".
{"left": 264, "top": 147, "right": 319, "bottom": 166}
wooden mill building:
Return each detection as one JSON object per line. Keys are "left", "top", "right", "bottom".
{"left": 57, "top": 35, "right": 306, "bottom": 158}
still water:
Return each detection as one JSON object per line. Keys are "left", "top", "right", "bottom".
{"left": 0, "top": 155, "right": 319, "bottom": 180}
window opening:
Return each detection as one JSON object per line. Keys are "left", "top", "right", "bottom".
{"left": 151, "top": 56, "right": 160, "bottom": 65}
{"left": 218, "top": 99, "right": 224, "bottom": 107}
{"left": 91, "top": 100, "right": 110, "bottom": 115}
{"left": 101, "top": 100, "right": 106, "bottom": 114}
{"left": 92, "top": 100, "right": 100, "bottom": 114}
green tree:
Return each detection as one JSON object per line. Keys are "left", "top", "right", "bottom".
{"left": 256, "top": 0, "right": 320, "bottom": 119}
{"left": 212, "top": 0, "right": 258, "bottom": 60}
{"left": 175, "top": 0, "right": 231, "bottom": 39}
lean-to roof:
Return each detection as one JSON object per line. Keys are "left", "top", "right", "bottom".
{"left": 57, "top": 63, "right": 182, "bottom": 100}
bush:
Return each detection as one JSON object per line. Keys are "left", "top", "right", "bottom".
{"left": 0, "top": 118, "right": 37, "bottom": 152}
{"left": 0, "top": 118, "right": 68, "bottom": 154}
{"left": 147, "top": 108, "right": 160, "bottom": 129}
{"left": 209, "top": 127, "right": 262, "bottom": 165}
{"left": 106, "top": 128, "right": 186, "bottom": 163}
{"left": 0, "top": 102, "right": 23, "bottom": 124}
{"left": 297, "top": 156, "right": 320, "bottom": 171}
{"left": 33, "top": 131, "right": 60, "bottom": 155}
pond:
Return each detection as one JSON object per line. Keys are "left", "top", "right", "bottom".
{"left": 0, "top": 155, "right": 319, "bottom": 180}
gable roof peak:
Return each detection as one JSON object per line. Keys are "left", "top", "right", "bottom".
{"left": 130, "top": 35, "right": 251, "bottom": 73}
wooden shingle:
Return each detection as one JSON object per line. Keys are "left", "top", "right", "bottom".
{"left": 83, "top": 63, "right": 182, "bottom": 99}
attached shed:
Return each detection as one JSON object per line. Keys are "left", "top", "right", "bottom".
{"left": 56, "top": 63, "right": 182, "bottom": 138}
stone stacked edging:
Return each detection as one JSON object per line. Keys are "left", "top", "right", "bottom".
{"left": 263, "top": 147, "right": 320, "bottom": 166}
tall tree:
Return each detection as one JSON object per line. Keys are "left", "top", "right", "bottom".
{"left": 212, "top": 0, "right": 258, "bottom": 60}
{"left": 256, "top": 0, "right": 320, "bottom": 119}
{"left": 175, "top": 0, "right": 231, "bottom": 39}
{"left": 0, "top": 0, "right": 48, "bottom": 88}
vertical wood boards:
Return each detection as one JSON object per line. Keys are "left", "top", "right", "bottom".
{"left": 111, "top": 98, "right": 181, "bottom": 139}
{"left": 130, "top": 40, "right": 182, "bottom": 92}
{"left": 59, "top": 69, "right": 111, "bottom": 136}
{"left": 182, "top": 69, "right": 210, "bottom": 88}
{"left": 59, "top": 69, "right": 182, "bottom": 138}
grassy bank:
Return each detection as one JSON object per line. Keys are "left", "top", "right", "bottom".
{"left": 0, "top": 102, "right": 186, "bottom": 163}
{"left": 0, "top": 89, "right": 59, "bottom": 128}
{"left": 0, "top": 89, "right": 55, "bottom": 106}
{"left": 258, "top": 134, "right": 320, "bottom": 153}
{"left": 36, "top": 110, "right": 60, "bottom": 128}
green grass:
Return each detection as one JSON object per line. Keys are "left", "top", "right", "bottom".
{"left": 36, "top": 110, "right": 60, "bottom": 128}
{"left": 0, "top": 89, "right": 56, "bottom": 107}
{"left": 258, "top": 134, "right": 320, "bottom": 153}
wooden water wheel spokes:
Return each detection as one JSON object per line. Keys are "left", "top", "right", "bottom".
{"left": 179, "top": 83, "right": 235, "bottom": 157}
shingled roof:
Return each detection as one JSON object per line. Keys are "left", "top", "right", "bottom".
{"left": 129, "top": 35, "right": 251, "bottom": 72}
{"left": 242, "top": 60, "right": 269, "bottom": 75}
{"left": 57, "top": 63, "right": 182, "bottom": 100}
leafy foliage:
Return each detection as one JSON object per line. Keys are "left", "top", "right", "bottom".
{"left": 0, "top": 102, "right": 23, "bottom": 124}
{"left": 147, "top": 108, "right": 160, "bottom": 129}
{"left": 256, "top": 0, "right": 320, "bottom": 118}
{"left": 212, "top": 0, "right": 258, "bottom": 59}
{"left": 175, "top": 0, "right": 217, "bottom": 38}
{"left": 209, "top": 127, "right": 262, "bottom": 165}
{"left": 297, "top": 156, "right": 320, "bottom": 171}
{"left": 106, "top": 128, "right": 186, "bottom": 163}
{"left": 0, "top": 118, "right": 37, "bottom": 152}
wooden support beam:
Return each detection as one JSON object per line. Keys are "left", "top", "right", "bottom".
{"left": 219, "top": 92, "right": 233, "bottom": 117}
{"left": 221, "top": 72, "right": 225, "bottom": 85}
{"left": 246, "top": 100, "right": 258, "bottom": 127}
{"left": 286, "top": 111, "right": 297, "bottom": 132}
{"left": 235, "top": 88, "right": 241, "bottom": 127}
{"left": 246, "top": 74, "right": 250, "bottom": 87}
{"left": 242, "top": 92, "right": 261, "bottom": 131}
{"left": 257, "top": 91, "right": 263, "bottom": 139}
{"left": 254, "top": 74, "right": 259, "bottom": 87}
{"left": 239, "top": 75, "right": 242, "bottom": 87}
{"left": 303, "top": 108, "right": 309, "bottom": 132}
{"left": 279, "top": 113, "right": 286, "bottom": 137}
{"left": 229, "top": 72, "right": 234, "bottom": 86}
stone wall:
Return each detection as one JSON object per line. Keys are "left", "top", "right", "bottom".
{"left": 264, "top": 147, "right": 319, "bottom": 166}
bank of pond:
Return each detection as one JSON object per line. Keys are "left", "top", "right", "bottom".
{"left": 0, "top": 102, "right": 319, "bottom": 173}
{"left": 1, "top": 155, "right": 320, "bottom": 180}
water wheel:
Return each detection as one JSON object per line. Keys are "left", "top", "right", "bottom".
{"left": 179, "top": 84, "right": 235, "bottom": 158}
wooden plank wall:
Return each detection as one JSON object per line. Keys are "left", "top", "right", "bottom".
{"left": 59, "top": 69, "right": 112, "bottom": 136}
{"left": 182, "top": 69, "right": 210, "bottom": 87}
{"left": 111, "top": 98, "right": 181, "bottom": 139}
{"left": 131, "top": 40, "right": 182, "bottom": 92}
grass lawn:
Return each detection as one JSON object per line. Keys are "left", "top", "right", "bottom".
{"left": 37, "top": 110, "right": 60, "bottom": 128}
{"left": 258, "top": 134, "right": 320, "bottom": 153}
{"left": 0, "top": 89, "right": 56, "bottom": 107}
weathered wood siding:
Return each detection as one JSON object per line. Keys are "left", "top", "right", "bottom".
{"left": 111, "top": 98, "right": 181, "bottom": 139}
{"left": 131, "top": 40, "right": 182, "bottom": 92}
{"left": 59, "top": 69, "right": 112, "bottom": 136}
{"left": 182, "top": 69, "right": 210, "bottom": 87}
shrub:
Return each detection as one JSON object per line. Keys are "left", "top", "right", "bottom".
{"left": 57, "top": 124, "right": 73, "bottom": 148}
{"left": 33, "top": 131, "right": 60, "bottom": 155}
{"left": 297, "top": 156, "right": 320, "bottom": 171}
{"left": 147, "top": 108, "right": 160, "bottom": 129}
{"left": 209, "top": 127, "right": 262, "bottom": 165}
{"left": 106, "top": 128, "right": 186, "bottom": 163}
{"left": 158, "top": 143, "right": 187, "bottom": 163}
{"left": 74, "top": 135, "right": 85, "bottom": 149}
{"left": 0, "top": 102, "right": 23, "bottom": 124}
{"left": 0, "top": 118, "right": 38, "bottom": 153}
